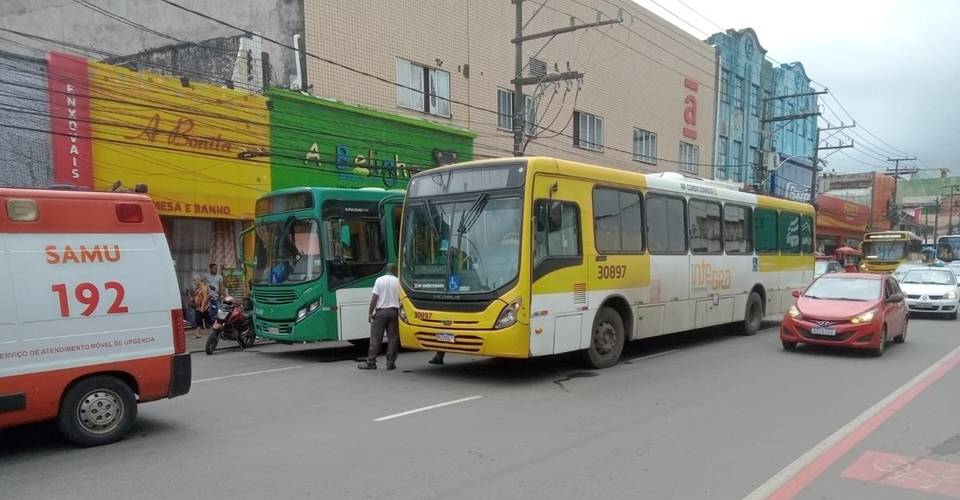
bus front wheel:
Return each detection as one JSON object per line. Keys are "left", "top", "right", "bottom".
{"left": 584, "top": 307, "right": 625, "bottom": 369}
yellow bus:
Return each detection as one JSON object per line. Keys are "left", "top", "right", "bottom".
{"left": 860, "top": 231, "right": 923, "bottom": 273}
{"left": 398, "top": 157, "right": 814, "bottom": 368}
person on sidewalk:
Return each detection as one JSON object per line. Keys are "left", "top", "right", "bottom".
{"left": 191, "top": 274, "right": 212, "bottom": 339}
{"left": 203, "top": 263, "right": 228, "bottom": 316}
{"left": 359, "top": 263, "right": 401, "bottom": 370}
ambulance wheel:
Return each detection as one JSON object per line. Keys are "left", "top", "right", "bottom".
{"left": 58, "top": 376, "right": 137, "bottom": 447}
{"left": 583, "top": 307, "right": 625, "bottom": 369}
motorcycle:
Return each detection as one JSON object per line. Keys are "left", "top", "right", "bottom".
{"left": 205, "top": 296, "right": 256, "bottom": 355}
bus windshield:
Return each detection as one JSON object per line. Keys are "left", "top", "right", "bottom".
{"left": 937, "top": 237, "right": 960, "bottom": 262}
{"left": 862, "top": 240, "right": 907, "bottom": 261}
{"left": 254, "top": 218, "right": 324, "bottom": 285}
{"left": 402, "top": 196, "right": 522, "bottom": 293}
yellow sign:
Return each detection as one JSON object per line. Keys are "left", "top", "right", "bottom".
{"left": 89, "top": 62, "right": 270, "bottom": 219}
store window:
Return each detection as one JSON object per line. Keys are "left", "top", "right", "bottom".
{"left": 396, "top": 58, "right": 450, "bottom": 117}
{"left": 573, "top": 111, "right": 603, "bottom": 151}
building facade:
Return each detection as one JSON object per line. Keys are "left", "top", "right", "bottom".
{"left": 709, "top": 28, "right": 767, "bottom": 185}
{"left": 819, "top": 172, "right": 896, "bottom": 232}
{"left": 301, "top": 0, "right": 717, "bottom": 176}
{"left": 0, "top": 0, "right": 304, "bottom": 92}
{"left": 709, "top": 29, "right": 818, "bottom": 200}
{"left": 0, "top": 51, "right": 52, "bottom": 187}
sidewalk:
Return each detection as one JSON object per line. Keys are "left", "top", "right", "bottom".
{"left": 184, "top": 327, "right": 274, "bottom": 354}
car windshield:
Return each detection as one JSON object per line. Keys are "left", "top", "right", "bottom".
{"left": 804, "top": 277, "right": 880, "bottom": 301}
{"left": 862, "top": 240, "right": 907, "bottom": 260}
{"left": 253, "top": 218, "right": 323, "bottom": 284}
{"left": 901, "top": 269, "right": 956, "bottom": 285}
{"left": 402, "top": 196, "right": 522, "bottom": 293}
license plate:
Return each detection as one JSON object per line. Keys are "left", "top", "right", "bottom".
{"left": 267, "top": 327, "right": 279, "bottom": 335}
{"left": 436, "top": 333, "right": 456, "bottom": 343}
{"left": 811, "top": 327, "right": 837, "bottom": 336}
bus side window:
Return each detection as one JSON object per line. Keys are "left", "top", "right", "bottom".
{"left": 779, "top": 211, "right": 800, "bottom": 254}
{"left": 754, "top": 208, "right": 779, "bottom": 254}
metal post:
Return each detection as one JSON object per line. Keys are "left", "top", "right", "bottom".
{"left": 809, "top": 126, "right": 820, "bottom": 202}
{"left": 513, "top": 0, "right": 524, "bottom": 157}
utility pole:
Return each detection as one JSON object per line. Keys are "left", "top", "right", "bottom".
{"left": 511, "top": 1, "right": 620, "bottom": 156}
{"left": 935, "top": 197, "right": 940, "bottom": 241}
{"left": 943, "top": 185, "right": 960, "bottom": 235}
{"left": 886, "top": 156, "right": 918, "bottom": 230}
{"left": 813, "top": 123, "right": 854, "bottom": 201}
{"left": 758, "top": 90, "right": 827, "bottom": 196}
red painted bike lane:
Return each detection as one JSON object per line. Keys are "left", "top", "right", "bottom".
{"left": 754, "top": 344, "right": 960, "bottom": 499}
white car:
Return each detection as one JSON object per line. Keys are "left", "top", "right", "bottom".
{"left": 898, "top": 268, "right": 960, "bottom": 319}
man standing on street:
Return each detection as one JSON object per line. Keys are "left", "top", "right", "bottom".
{"left": 359, "top": 263, "right": 400, "bottom": 370}
{"left": 204, "top": 262, "right": 228, "bottom": 315}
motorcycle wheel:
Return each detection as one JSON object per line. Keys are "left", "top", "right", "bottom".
{"left": 205, "top": 330, "right": 220, "bottom": 355}
{"left": 238, "top": 327, "right": 256, "bottom": 349}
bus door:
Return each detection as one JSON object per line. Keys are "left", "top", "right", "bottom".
{"left": 530, "top": 174, "right": 588, "bottom": 356}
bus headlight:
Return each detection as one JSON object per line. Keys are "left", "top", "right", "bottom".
{"left": 398, "top": 306, "right": 408, "bottom": 323}
{"left": 494, "top": 298, "right": 522, "bottom": 329}
{"left": 296, "top": 299, "right": 322, "bottom": 323}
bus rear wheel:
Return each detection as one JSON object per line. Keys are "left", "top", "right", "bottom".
{"left": 583, "top": 307, "right": 625, "bottom": 369}
{"left": 740, "top": 292, "right": 763, "bottom": 336}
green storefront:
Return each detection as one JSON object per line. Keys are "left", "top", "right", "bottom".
{"left": 268, "top": 89, "right": 475, "bottom": 190}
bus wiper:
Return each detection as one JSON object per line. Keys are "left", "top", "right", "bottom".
{"left": 421, "top": 199, "right": 442, "bottom": 242}
{"left": 457, "top": 192, "right": 489, "bottom": 236}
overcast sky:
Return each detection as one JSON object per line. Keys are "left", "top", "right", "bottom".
{"left": 634, "top": 0, "right": 959, "bottom": 175}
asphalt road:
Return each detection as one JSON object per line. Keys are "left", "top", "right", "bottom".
{"left": 3, "top": 316, "right": 960, "bottom": 500}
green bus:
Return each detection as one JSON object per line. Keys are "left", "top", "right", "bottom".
{"left": 247, "top": 187, "right": 404, "bottom": 343}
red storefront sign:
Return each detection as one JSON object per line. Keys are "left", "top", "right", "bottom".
{"left": 47, "top": 52, "right": 93, "bottom": 189}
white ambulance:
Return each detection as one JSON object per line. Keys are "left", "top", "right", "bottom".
{"left": 0, "top": 188, "right": 190, "bottom": 447}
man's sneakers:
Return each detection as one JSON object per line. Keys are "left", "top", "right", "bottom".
{"left": 357, "top": 362, "right": 377, "bottom": 370}
{"left": 428, "top": 355, "right": 444, "bottom": 365}
{"left": 386, "top": 363, "right": 397, "bottom": 370}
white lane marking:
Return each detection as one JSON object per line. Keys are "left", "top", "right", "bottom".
{"left": 634, "top": 349, "right": 680, "bottom": 361}
{"left": 374, "top": 395, "right": 483, "bottom": 422}
{"left": 192, "top": 366, "right": 303, "bottom": 384}
{"left": 744, "top": 343, "right": 960, "bottom": 500}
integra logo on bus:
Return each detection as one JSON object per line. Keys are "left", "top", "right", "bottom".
{"left": 691, "top": 262, "right": 731, "bottom": 290}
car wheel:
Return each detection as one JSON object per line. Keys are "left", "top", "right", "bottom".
{"left": 782, "top": 340, "right": 798, "bottom": 351}
{"left": 871, "top": 325, "right": 887, "bottom": 357}
{"left": 57, "top": 376, "right": 137, "bottom": 447}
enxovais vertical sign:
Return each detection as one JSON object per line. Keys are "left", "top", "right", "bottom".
{"left": 47, "top": 52, "right": 93, "bottom": 188}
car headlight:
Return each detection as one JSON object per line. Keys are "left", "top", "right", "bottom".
{"left": 946, "top": 290, "right": 958, "bottom": 300}
{"left": 851, "top": 309, "right": 877, "bottom": 324}
{"left": 788, "top": 305, "right": 802, "bottom": 319}
{"left": 296, "top": 299, "right": 322, "bottom": 323}
{"left": 494, "top": 298, "right": 522, "bottom": 329}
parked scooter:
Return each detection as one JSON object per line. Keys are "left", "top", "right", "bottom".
{"left": 205, "top": 296, "right": 256, "bottom": 355}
